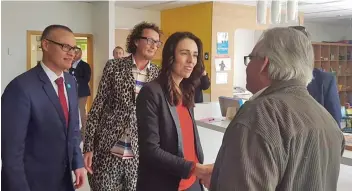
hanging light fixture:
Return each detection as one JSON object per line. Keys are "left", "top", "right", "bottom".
{"left": 281, "top": 0, "right": 288, "bottom": 24}
{"left": 257, "top": 0, "right": 268, "bottom": 25}
{"left": 271, "top": 0, "right": 282, "bottom": 24}
{"left": 287, "top": 0, "right": 298, "bottom": 21}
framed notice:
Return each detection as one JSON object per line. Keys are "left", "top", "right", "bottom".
{"left": 217, "top": 32, "right": 229, "bottom": 55}
{"left": 215, "top": 57, "right": 231, "bottom": 71}
{"left": 216, "top": 72, "right": 228, "bottom": 84}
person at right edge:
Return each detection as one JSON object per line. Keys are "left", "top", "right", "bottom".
{"left": 289, "top": 25, "right": 342, "bottom": 128}
{"left": 209, "top": 27, "right": 345, "bottom": 191}
{"left": 136, "top": 32, "right": 213, "bottom": 191}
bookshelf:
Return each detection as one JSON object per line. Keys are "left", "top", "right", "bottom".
{"left": 312, "top": 42, "right": 352, "bottom": 106}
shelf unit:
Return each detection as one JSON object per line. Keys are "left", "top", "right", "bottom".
{"left": 312, "top": 42, "right": 352, "bottom": 106}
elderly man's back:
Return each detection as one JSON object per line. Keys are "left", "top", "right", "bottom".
{"left": 210, "top": 80, "right": 345, "bottom": 191}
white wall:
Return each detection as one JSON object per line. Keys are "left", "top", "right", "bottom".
{"left": 91, "top": 1, "right": 116, "bottom": 97}
{"left": 305, "top": 22, "right": 352, "bottom": 42}
{"left": 115, "top": 6, "right": 161, "bottom": 29}
{"left": 232, "top": 18, "right": 300, "bottom": 90}
{"left": 1, "top": 1, "right": 93, "bottom": 93}
{"left": 234, "top": 29, "right": 257, "bottom": 89}
{"left": 232, "top": 21, "right": 352, "bottom": 90}
{"left": 1, "top": 2, "right": 161, "bottom": 96}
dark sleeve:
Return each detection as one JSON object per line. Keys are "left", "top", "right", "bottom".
{"left": 136, "top": 86, "right": 193, "bottom": 179}
{"left": 76, "top": 62, "right": 91, "bottom": 84}
{"left": 1, "top": 79, "right": 31, "bottom": 191}
{"left": 324, "top": 75, "right": 342, "bottom": 127}
{"left": 199, "top": 74, "right": 211, "bottom": 90}
{"left": 71, "top": 80, "right": 84, "bottom": 170}
{"left": 210, "top": 124, "right": 280, "bottom": 191}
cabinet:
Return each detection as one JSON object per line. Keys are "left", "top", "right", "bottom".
{"left": 312, "top": 42, "right": 352, "bottom": 105}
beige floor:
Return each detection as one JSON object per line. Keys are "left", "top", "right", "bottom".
{"left": 77, "top": 173, "right": 90, "bottom": 191}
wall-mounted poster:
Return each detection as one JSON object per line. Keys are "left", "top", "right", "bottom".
{"left": 216, "top": 72, "right": 228, "bottom": 84}
{"left": 217, "top": 32, "right": 229, "bottom": 55}
{"left": 215, "top": 57, "right": 231, "bottom": 71}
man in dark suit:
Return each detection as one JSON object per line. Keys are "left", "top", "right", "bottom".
{"left": 1, "top": 24, "right": 85, "bottom": 191}
{"left": 69, "top": 48, "right": 91, "bottom": 141}
{"left": 308, "top": 68, "right": 341, "bottom": 127}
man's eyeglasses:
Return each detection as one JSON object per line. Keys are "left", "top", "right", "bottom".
{"left": 45, "top": 39, "right": 81, "bottom": 53}
{"left": 139, "top": 37, "right": 162, "bottom": 48}
{"left": 244, "top": 55, "right": 254, "bottom": 66}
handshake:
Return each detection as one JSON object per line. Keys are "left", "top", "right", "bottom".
{"left": 193, "top": 163, "right": 214, "bottom": 189}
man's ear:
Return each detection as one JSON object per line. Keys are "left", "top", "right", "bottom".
{"left": 259, "top": 56, "right": 270, "bottom": 73}
{"left": 41, "top": 40, "right": 49, "bottom": 52}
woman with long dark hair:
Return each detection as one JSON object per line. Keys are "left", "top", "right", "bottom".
{"left": 136, "top": 32, "right": 213, "bottom": 191}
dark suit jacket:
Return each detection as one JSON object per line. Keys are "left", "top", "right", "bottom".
{"left": 307, "top": 68, "right": 341, "bottom": 127}
{"left": 1, "top": 64, "right": 84, "bottom": 191}
{"left": 136, "top": 80, "right": 204, "bottom": 191}
{"left": 69, "top": 60, "right": 91, "bottom": 97}
{"left": 195, "top": 74, "right": 211, "bottom": 103}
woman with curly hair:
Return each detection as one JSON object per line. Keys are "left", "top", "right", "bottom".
{"left": 136, "top": 32, "right": 213, "bottom": 191}
{"left": 83, "top": 21, "right": 162, "bottom": 191}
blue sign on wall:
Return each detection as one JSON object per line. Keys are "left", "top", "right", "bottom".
{"left": 217, "top": 41, "right": 228, "bottom": 55}
{"left": 217, "top": 32, "right": 229, "bottom": 55}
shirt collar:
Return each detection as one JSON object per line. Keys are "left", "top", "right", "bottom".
{"left": 132, "top": 55, "right": 150, "bottom": 70}
{"left": 72, "top": 59, "right": 81, "bottom": 68}
{"left": 249, "top": 86, "right": 268, "bottom": 100}
{"left": 40, "top": 61, "right": 65, "bottom": 83}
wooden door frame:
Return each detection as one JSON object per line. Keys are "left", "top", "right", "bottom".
{"left": 26, "top": 30, "right": 94, "bottom": 111}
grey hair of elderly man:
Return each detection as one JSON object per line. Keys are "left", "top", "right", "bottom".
{"left": 245, "top": 27, "right": 314, "bottom": 95}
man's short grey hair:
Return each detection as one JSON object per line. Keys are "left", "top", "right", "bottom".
{"left": 254, "top": 27, "right": 314, "bottom": 85}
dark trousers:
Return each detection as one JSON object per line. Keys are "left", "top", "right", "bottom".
{"left": 186, "top": 179, "right": 203, "bottom": 191}
{"left": 61, "top": 165, "right": 74, "bottom": 191}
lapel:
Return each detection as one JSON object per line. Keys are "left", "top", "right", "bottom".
{"left": 76, "top": 60, "right": 84, "bottom": 72}
{"left": 76, "top": 60, "right": 83, "bottom": 67}
{"left": 64, "top": 72, "right": 76, "bottom": 130}
{"left": 37, "top": 65, "right": 67, "bottom": 134}
{"left": 124, "top": 55, "right": 136, "bottom": 104}
{"left": 146, "top": 66, "right": 153, "bottom": 82}
{"left": 146, "top": 64, "right": 158, "bottom": 82}
{"left": 164, "top": 94, "right": 185, "bottom": 157}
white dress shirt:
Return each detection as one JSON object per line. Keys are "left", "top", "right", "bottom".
{"left": 132, "top": 56, "right": 150, "bottom": 98}
{"left": 72, "top": 59, "right": 81, "bottom": 69}
{"left": 41, "top": 62, "right": 69, "bottom": 109}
